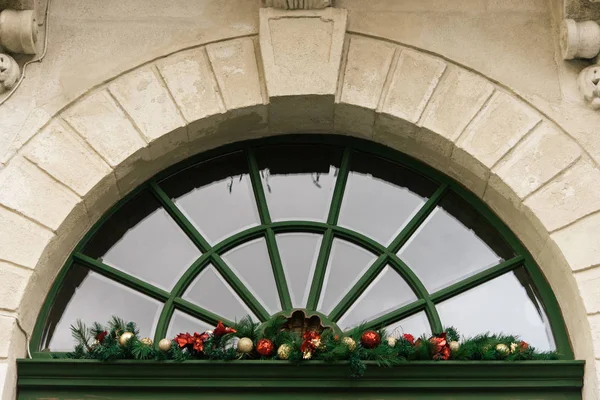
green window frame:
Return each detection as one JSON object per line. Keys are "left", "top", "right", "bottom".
{"left": 18, "top": 135, "right": 584, "bottom": 400}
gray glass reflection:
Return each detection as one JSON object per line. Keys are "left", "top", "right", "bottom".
{"left": 183, "top": 264, "right": 257, "bottom": 322}
{"left": 398, "top": 193, "right": 514, "bottom": 292}
{"left": 255, "top": 145, "right": 342, "bottom": 222}
{"left": 437, "top": 268, "right": 555, "bottom": 351}
{"left": 42, "top": 265, "right": 161, "bottom": 351}
{"left": 318, "top": 239, "right": 378, "bottom": 316}
{"left": 339, "top": 152, "right": 437, "bottom": 245}
{"left": 384, "top": 312, "right": 431, "bottom": 339}
{"left": 220, "top": 238, "right": 280, "bottom": 314}
{"left": 84, "top": 191, "right": 201, "bottom": 290}
{"left": 276, "top": 233, "right": 322, "bottom": 308}
{"left": 337, "top": 266, "right": 417, "bottom": 330}
{"left": 160, "top": 152, "right": 260, "bottom": 245}
{"left": 167, "top": 311, "right": 213, "bottom": 338}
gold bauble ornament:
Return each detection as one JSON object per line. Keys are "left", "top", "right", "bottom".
{"left": 495, "top": 343, "right": 509, "bottom": 355}
{"left": 140, "top": 337, "right": 153, "bottom": 346}
{"left": 342, "top": 337, "right": 356, "bottom": 352}
{"left": 158, "top": 338, "right": 172, "bottom": 352}
{"left": 449, "top": 341, "right": 460, "bottom": 352}
{"left": 386, "top": 337, "right": 397, "bottom": 347}
{"left": 237, "top": 337, "right": 254, "bottom": 353}
{"left": 119, "top": 332, "right": 134, "bottom": 347}
{"left": 277, "top": 344, "right": 292, "bottom": 360}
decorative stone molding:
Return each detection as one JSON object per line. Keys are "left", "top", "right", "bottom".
{"left": 0, "top": 52, "right": 19, "bottom": 93}
{"left": 262, "top": 0, "right": 331, "bottom": 9}
{"left": 560, "top": 19, "right": 600, "bottom": 60}
{"left": 578, "top": 62, "right": 600, "bottom": 109}
{"left": 0, "top": 8, "right": 37, "bottom": 54}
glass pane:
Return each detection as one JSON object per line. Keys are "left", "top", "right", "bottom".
{"left": 339, "top": 152, "right": 437, "bottom": 246}
{"left": 276, "top": 233, "right": 322, "bottom": 308}
{"left": 255, "top": 145, "right": 342, "bottom": 222}
{"left": 337, "top": 266, "right": 417, "bottom": 330}
{"left": 41, "top": 264, "right": 161, "bottom": 351}
{"left": 398, "top": 192, "right": 514, "bottom": 292}
{"left": 183, "top": 264, "right": 257, "bottom": 322}
{"left": 84, "top": 191, "right": 201, "bottom": 290}
{"left": 220, "top": 238, "right": 280, "bottom": 314}
{"left": 318, "top": 239, "right": 378, "bottom": 316}
{"left": 167, "top": 310, "right": 213, "bottom": 338}
{"left": 384, "top": 312, "right": 431, "bottom": 339}
{"left": 437, "top": 268, "right": 555, "bottom": 351}
{"left": 160, "top": 151, "right": 260, "bottom": 245}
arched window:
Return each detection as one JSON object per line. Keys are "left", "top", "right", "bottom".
{"left": 32, "top": 136, "right": 571, "bottom": 357}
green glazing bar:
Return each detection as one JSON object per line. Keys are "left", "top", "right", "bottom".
{"left": 246, "top": 149, "right": 272, "bottom": 225}
{"left": 521, "top": 255, "right": 575, "bottom": 360}
{"left": 425, "top": 300, "right": 444, "bottom": 334}
{"left": 430, "top": 255, "right": 524, "bottom": 304}
{"left": 246, "top": 149, "right": 292, "bottom": 310}
{"left": 327, "top": 146, "right": 352, "bottom": 226}
{"left": 361, "top": 299, "right": 427, "bottom": 332}
{"left": 265, "top": 228, "right": 292, "bottom": 310}
{"left": 173, "top": 298, "right": 235, "bottom": 328}
{"left": 306, "top": 228, "right": 334, "bottom": 310}
{"left": 329, "top": 255, "right": 388, "bottom": 322}
{"left": 385, "top": 256, "right": 442, "bottom": 332}
{"left": 210, "top": 254, "right": 270, "bottom": 321}
{"left": 148, "top": 180, "right": 211, "bottom": 253}
{"left": 170, "top": 255, "right": 213, "bottom": 298}
{"left": 306, "top": 148, "right": 352, "bottom": 310}
{"left": 388, "top": 183, "right": 449, "bottom": 253}
{"left": 73, "top": 253, "right": 169, "bottom": 303}
{"left": 153, "top": 299, "right": 175, "bottom": 344}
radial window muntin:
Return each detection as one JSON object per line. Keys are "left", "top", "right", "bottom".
{"left": 32, "top": 136, "right": 573, "bottom": 358}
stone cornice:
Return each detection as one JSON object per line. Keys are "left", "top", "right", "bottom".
{"left": 262, "top": 0, "right": 332, "bottom": 10}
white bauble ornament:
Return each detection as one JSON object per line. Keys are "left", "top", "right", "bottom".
{"left": 449, "top": 341, "right": 460, "bottom": 352}
{"left": 119, "top": 332, "right": 134, "bottom": 346}
{"left": 342, "top": 337, "right": 356, "bottom": 352}
{"left": 158, "top": 338, "right": 172, "bottom": 352}
{"left": 277, "top": 344, "right": 292, "bottom": 360}
{"left": 496, "top": 343, "right": 509, "bottom": 355}
{"left": 386, "top": 337, "right": 397, "bottom": 347}
{"left": 237, "top": 337, "right": 254, "bottom": 353}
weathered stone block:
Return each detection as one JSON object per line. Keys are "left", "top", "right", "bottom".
{"left": 575, "top": 267, "right": 600, "bottom": 314}
{"left": 456, "top": 91, "right": 541, "bottom": 169}
{"left": 157, "top": 48, "right": 225, "bottom": 141}
{"left": 108, "top": 67, "right": 187, "bottom": 158}
{"left": 493, "top": 122, "right": 581, "bottom": 199}
{"left": 336, "top": 35, "right": 396, "bottom": 137}
{"left": 206, "top": 38, "right": 264, "bottom": 111}
{"left": 0, "top": 207, "right": 53, "bottom": 269}
{"left": 552, "top": 211, "right": 600, "bottom": 271}
{"left": 22, "top": 120, "right": 112, "bottom": 197}
{"left": 525, "top": 159, "right": 600, "bottom": 232}
{"left": 421, "top": 67, "right": 494, "bottom": 142}
{"left": 62, "top": 90, "right": 148, "bottom": 169}
{"left": 0, "top": 262, "right": 31, "bottom": 311}
{"left": 0, "top": 157, "right": 81, "bottom": 231}
{"left": 380, "top": 49, "right": 446, "bottom": 124}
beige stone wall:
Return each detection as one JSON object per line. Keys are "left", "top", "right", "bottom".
{"left": 1, "top": 1, "right": 600, "bottom": 400}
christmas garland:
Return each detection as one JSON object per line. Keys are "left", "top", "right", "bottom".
{"left": 65, "top": 315, "right": 559, "bottom": 377}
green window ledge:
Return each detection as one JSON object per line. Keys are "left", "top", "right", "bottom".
{"left": 17, "top": 359, "right": 584, "bottom": 400}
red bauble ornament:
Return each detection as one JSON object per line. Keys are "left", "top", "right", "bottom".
{"left": 360, "top": 331, "right": 381, "bottom": 349}
{"left": 256, "top": 338, "right": 275, "bottom": 356}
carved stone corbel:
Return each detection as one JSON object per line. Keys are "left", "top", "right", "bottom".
{"left": 262, "top": 0, "right": 332, "bottom": 9}
{"left": 578, "top": 62, "right": 600, "bottom": 109}
{"left": 0, "top": 8, "right": 38, "bottom": 54}
{"left": 560, "top": 19, "right": 600, "bottom": 60}
{"left": 0, "top": 52, "right": 19, "bottom": 93}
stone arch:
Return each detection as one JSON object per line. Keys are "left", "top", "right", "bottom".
{"left": 0, "top": 8, "right": 598, "bottom": 400}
